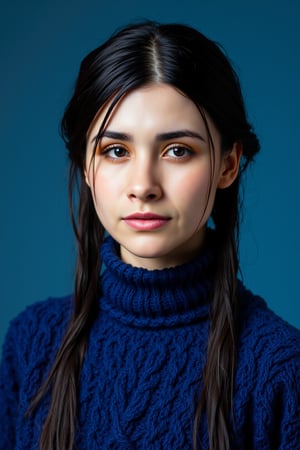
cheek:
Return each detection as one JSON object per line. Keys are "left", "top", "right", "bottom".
{"left": 171, "top": 167, "right": 212, "bottom": 208}
{"left": 90, "top": 167, "right": 111, "bottom": 200}
{"left": 92, "top": 172, "right": 123, "bottom": 218}
{"left": 88, "top": 174, "right": 109, "bottom": 212}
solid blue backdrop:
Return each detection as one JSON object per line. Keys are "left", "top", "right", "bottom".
{"left": 1, "top": 0, "right": 299, "bottom": 348}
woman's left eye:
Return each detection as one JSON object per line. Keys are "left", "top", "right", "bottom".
{"left": 164, "top": 146, "right": 192, "bottom": 158}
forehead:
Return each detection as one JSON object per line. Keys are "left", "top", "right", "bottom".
{"left": 88, "top": 83, "right": 219, "bottom": 143}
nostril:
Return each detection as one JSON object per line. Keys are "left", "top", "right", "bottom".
{"left": 147, "top": 193, "right": 157, "bottom": 200}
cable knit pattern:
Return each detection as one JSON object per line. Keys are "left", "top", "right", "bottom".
{"left": 1, "top": 235, "right": 300, "bottom": 449}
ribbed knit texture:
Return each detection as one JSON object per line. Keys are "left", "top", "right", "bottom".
{"left": 1, "top": 235, "right": 300, "bottom": 449}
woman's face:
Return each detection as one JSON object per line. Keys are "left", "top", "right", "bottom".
{"left": 86, "top": 84, "right": 239, "bottom": 269}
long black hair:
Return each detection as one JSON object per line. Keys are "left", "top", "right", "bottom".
{"left": 30, "top": 21, "right": 260, "bottom": 449}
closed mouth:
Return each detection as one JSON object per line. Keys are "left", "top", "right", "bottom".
{"left": 122, "top": 213, "right": 171, "bottom": 230}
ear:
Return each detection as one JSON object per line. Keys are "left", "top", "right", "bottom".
{"left": 217, "top": 142, "right": 243, "bottom": 189}
{"left": 84, "top": 168, "right": 91, "bottom": 188}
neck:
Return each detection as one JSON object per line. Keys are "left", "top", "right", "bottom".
{"left": 99, "top": 233, "right": 217, "bottom": 328}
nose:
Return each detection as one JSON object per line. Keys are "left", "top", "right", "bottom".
{"left": 126, "top": 160, "right": 163, "bottom": 202}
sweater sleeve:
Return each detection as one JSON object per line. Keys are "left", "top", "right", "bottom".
{"left": 235, "top": 290, "right": 300, "bottom": 450}
{"left": 0, "top": 317, "right": 23, "bottom": 450}
{"left": 261, "top": 340, "right": 300, "bottom": 450}
{"left": 0, "top": 296, "right": 72, "bottom": 450}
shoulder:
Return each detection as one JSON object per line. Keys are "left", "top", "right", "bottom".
{"left": 2, "top": 295, "right": 73, "bottom": 366}
{"left": 9, "top": 294, "right": 73, "bottom": 336}
{"left": 236, "top": 282, "right": 300, "bottom": 387}
{"left": 237, "top": 283, "right": 300, "bottom": 349}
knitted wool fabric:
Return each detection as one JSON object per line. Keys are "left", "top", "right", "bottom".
{"left": 1, "top": 235, "right": 300, "bottom": 449}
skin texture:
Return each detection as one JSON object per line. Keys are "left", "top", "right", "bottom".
{"left": 86, "top": 84, "right": 241, "bottom": 270}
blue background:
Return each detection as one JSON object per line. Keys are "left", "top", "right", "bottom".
{"left": 1, "top": 0, "right": 299, "bottom": 348}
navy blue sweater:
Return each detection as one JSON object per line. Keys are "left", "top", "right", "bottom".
{"left": 1, "top": 236, "right": 300, "bottom": 449}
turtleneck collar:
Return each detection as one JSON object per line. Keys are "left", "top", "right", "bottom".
{"left": 99, "top": 233, "right": 216, "bottom": 328}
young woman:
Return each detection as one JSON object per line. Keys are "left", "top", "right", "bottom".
{"left": 1, "top": 21, "right": 299, "bottom": 450}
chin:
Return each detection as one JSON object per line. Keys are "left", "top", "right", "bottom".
{"left": 120, "top": 243, "right": 186, "bottom": 270}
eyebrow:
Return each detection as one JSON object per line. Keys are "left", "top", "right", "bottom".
{"left": 91, "top": 129, "right": 206, "bottom": 143}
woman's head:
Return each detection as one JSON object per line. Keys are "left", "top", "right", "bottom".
{"left": 62, "top": 20, "right": 260, "bottom": 259}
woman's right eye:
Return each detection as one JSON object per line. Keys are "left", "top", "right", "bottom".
{"left": 101, "top": 145, "right": 129, "bottom": 159}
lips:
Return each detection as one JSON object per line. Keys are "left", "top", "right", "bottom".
{"left": 122, "top": 212, "right": 171, "bottom": 230}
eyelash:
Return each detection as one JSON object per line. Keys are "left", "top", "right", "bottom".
{"left": 99, "top": 144, "right": 194, "bottom": 160}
